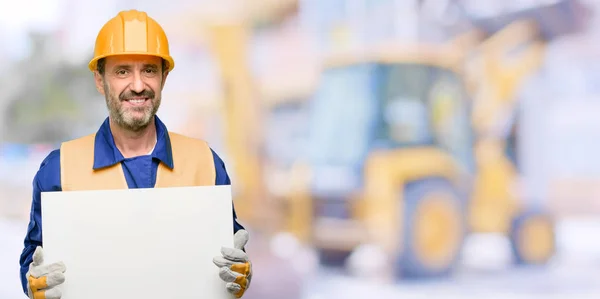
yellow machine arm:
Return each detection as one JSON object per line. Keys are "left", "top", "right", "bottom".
{"left": 206, "top": 23, "right": 267, "bottom": 226}
{"left": 465, "top": 0, "right": 588, "bottom": 138}
{"left": 469, "top": 20, "right": 546, "bottom": 138}
{"left": 201, "top": 1, "right": 300, "bottom": 231}
{"left": 463, "top": 0, "right": 588, "bottom": 233}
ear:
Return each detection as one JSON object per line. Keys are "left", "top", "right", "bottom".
{"left": 94, "top": 71, "right": 106, "bottom": 96}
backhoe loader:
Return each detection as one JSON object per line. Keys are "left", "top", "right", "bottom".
{"left": 284, "top": 0, "right": 587, "bottom": 278}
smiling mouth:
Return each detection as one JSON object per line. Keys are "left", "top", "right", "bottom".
{"left": 124, "top": 98, "right": 149, "bottom": 105}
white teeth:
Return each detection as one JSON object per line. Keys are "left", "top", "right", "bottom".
{"left": 129, "top": 99, "right": 145, "bottom": 103}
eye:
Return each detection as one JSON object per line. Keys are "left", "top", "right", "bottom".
{"left": 116, "top": 69, "right": 128, "bottom": 76}
{"left": 144, "top": 68, "right": 158, "bottom": 74}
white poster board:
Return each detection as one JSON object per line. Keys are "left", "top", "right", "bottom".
{"left": 41, "top": 185, "right": 235, "bottom": 299}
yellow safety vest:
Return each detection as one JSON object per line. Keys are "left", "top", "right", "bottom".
{"left": 59, "top": 132, "right": 216, "bottom": 191}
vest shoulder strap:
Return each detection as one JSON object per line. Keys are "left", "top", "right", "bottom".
{"left": 155, "top": 132, "right": 216, "bottom": 187}
{"left": 60, "top": 133, "right": 128, "bottom": 191}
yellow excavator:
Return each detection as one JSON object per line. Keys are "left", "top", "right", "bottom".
{"left": 281, "top": 0, "right": 588, "bottom": 279}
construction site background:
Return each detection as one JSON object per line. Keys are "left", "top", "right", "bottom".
{"left": 2, "top": 1, "right": 600, "bottom": 298}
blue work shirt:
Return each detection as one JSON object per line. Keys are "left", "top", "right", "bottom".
{"left": 18, "top": 115, "right": 245, "bottom": 295}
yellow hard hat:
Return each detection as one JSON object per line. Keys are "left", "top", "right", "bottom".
{"left": 88, "top": 10, "right": 175, "bottom": 72}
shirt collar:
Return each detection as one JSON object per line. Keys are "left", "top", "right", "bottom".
{"left": 92, "top": 115, "right": 174, "bottom": 170}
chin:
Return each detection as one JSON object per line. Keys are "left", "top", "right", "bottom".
{"left": 120, "top": 116, "right": 151, "bottom": 129}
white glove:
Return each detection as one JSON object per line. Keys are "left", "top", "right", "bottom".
{"left": 26, "top": 246, "right": 66, "bottom": 299}
{"left": 213, "top": 230, "right": 253, "bottom": 298}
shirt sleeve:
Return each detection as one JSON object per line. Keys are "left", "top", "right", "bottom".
{"left": 211, "top": 148, "right": 246, "bottom": 234}
{"left": 19, "top": 149, "right": 62, "bottom": 295}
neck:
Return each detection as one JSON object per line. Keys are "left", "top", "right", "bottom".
{"left": 110, "top": 118, "right": 157, "bottom": 158}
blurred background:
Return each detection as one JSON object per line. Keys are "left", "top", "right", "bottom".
{"left": 2, "top": 0, "right": 600, "bottom": 298}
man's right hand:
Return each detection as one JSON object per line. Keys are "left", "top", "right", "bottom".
{"left": 26, "top": 246, "right": 66, "bottom": 299}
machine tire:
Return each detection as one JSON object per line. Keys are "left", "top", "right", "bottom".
{"left": 509, "top": 209, "right": 556, "bottom": 266}
{"left": 396, "top": 178, "right": 466, "bottom": 279}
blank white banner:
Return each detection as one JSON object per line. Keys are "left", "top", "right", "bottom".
{"left": 41, "top": 185, "right": 234, "bottom": 299}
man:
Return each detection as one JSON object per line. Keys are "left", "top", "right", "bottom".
{"left": 18, "top": 9, "right": 252, "bottom": 299}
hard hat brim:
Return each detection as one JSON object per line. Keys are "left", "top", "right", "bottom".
{"left": 88, "top": 52, "right": 175, "bottom": 73}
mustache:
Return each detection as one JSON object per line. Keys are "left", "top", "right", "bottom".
{"left": 119, "top": 89, "right": 155, "bottom": 100}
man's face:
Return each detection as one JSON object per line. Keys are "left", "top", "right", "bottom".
{"left": 94, "top": 55, "right": 168, "bottom": 132}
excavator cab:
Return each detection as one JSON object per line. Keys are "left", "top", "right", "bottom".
{"left": 307, "top": 56, "right": 474, "bottom": 199}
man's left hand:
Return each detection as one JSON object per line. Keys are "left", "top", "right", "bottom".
{"left": 213, "top": 230, "right": 252, "bottom": 298}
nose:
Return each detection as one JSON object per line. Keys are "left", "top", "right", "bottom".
{"left": 130, "top": 72, "right": 145, "bottom": 93}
